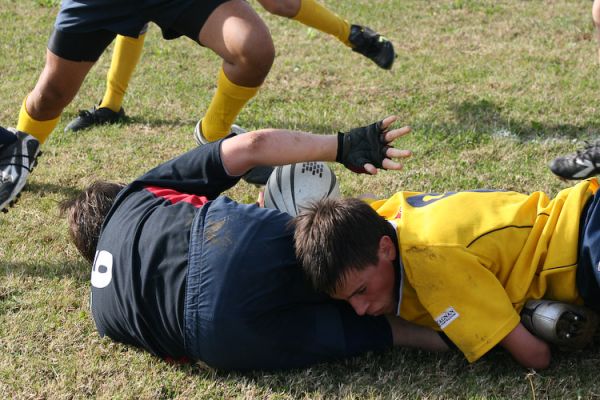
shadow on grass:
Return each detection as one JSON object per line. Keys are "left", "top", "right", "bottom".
{"left": 0, "top": 261, "right": 88, "bottom": 281}
{"left": 443, "top": 99, "right": 600, "bottom": 140}
{"left": 183, "top": 346, "right": 600, "bottom": 398}
{"left": 24, "top": 182, "right": 81, "bottom": 199}
{"left": 63, "top": 99, "right": 600, "bottom": 142}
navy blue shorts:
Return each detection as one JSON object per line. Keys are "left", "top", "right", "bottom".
{"left": 576, "top": 187, "right": 600, "bottom": 310}
{"left": 184, "top": 196, "right": 392, "bottom": 371}
{"left": 50, "top": 0, "right": 227, "bottom": 61}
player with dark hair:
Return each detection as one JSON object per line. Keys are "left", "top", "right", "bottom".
{"left": 0, "top": 0, "right": 394, "bottom": 212}
{"left": 60, "top": 117, "right": 449, "bottom": 370}
{"left": 64, "top": 0, "right": 395, "bottom": 133}
{"left": 294, "top": 178, "right": 600, "bottom": 369}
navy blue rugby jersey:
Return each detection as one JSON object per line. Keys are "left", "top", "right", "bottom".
{"left": 91, "top": 141, "right": 240, "bottom": 358}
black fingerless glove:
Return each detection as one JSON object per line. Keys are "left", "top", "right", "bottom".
{"left": 336, "top": 120, "right": 388, "bottom": 174}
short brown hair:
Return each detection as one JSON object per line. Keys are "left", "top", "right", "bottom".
{"left": 59, "top": 181, "right": 125, "bottom": 263}
{"left": 293, "top": 197, "right": 393, "bottom": 294}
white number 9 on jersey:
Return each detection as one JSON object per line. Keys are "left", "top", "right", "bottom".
{"left": 91, "top": 250, "right": 113, "bottom": 289}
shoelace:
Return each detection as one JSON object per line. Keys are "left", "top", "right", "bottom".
{"left": 77, "top": 108, "right": 97, "bottom": 119}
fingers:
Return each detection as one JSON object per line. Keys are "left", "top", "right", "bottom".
{"left": 382, "top": 158, "right": 404, "bottom": 171}
{"left": 383, "top": 126, "right": 411, "bottom": 143}
{"left": 257, "top": 190, "right": 265, "bottom": 207}
{"left": 380, "top": 115, "right": 399, "bottom": 131}
{"left": 363, "top": 163, "right": 378, "bottom": 175}
{"left": 386, "top": 148, "right": 412, "bottom": 159}
{"left": 363, "top": 155, "right": 408, "bottom": 174}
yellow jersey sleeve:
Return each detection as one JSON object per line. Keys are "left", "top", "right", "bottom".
{"left": 402, "top": 244, "right": 521, "bottom": 362}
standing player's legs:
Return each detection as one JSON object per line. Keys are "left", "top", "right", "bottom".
{"left": 257, "top": 0, "right": 395, "bottom": 70}
{"left": 196, "top": 0, "right": 274, "bottom": 142}
{"left": 65, "top": 28, "right": 148, "bottom": 132}
{"left": 258, "top": 0, "right": 349, "bottom": 45}
{"left": 0, "top": 28, "right": 115, "bottom": 211}
{"left": 20, "top": 51, "right": 96, "bottom": 137}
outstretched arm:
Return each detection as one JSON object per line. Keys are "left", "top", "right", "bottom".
{"left": 220, "top": 116, "right": 412, "bottom": 177}
{"left": 385, "top": 316, "right": 449, "bottom": 351}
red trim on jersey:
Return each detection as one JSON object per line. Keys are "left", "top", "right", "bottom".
{"left": 145, "top": 186, "right": 208, "bottom": 208}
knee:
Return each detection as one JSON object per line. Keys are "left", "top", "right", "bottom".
{"left": 35, "top": 69, "right": 79, "bottom": 109}
{"left": 259, "top": 0, "right": 300, "bottom": 18}
{"left": 38, "top": 84, "right": 72, "bottom": 108}
{"left": 28, "top": 81, "right": 74, "bottom": 118}
{"left": 238, "top": 35, "right": 275, "bottom": 79}
{"left": 593, "top": 0, "right": 600, "bottom": 29}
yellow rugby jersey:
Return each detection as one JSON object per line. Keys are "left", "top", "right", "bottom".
{"left": 370, "top": 179, "right": 599, "bottom": 363}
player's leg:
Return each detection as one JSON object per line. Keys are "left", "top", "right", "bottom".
{"left": 548, "top": 2, "right": 600, "bottom": 179}
{"left": 0, "top": 29, "right": 115, "bottom": 211}
{"left": 197, "top": 301, "right": 392, "bottom": 370}
{"left": 65, "top": 27, "right": 148, "bottom": 132}
{"left": 146, "top": 0, "right": 274, "bottom": 185}
{"left": 257, "top": 0, "right": 395, "bottom": 70}
{"left": 548, "top": 140, "right": 600, "bottom": 180}
{"left": 593, "top": 0, "right": 600, "bottom": 45}
{"left": 196, "top": 0, "right": 274, "bottom": 142}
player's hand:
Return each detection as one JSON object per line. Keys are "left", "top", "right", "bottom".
{"left": 336, "top": 116, "right": 412, "bottom": 175}
{"left": 256, "top": 190, "right": 265, "bottom": 207}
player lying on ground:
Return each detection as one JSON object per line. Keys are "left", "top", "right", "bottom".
{"left": 61, "top": 117, "right": 450, "bottom": 370}
{"left": 295, "top": 176, "right": 600, "bottom": 369}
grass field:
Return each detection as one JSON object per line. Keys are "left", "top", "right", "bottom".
{"left": 1, "top": 0, "right": 600, "bottom": 398}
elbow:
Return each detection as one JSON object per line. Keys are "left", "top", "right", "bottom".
{"left": 533, "top": 346, "right": 551, "bottom": 370}
{"left": 243, "top": 131, "right": 269, "bottom": 162}
{"left": 522, "top": 345, "right": 551, "bottom": 370}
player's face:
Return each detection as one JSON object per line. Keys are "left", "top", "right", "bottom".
{"left": 331, "top": 236, "right": 397, "bottom": 316}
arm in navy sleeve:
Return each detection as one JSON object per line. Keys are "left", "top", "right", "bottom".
{"left": 132, "top": 139, "right": 238, "bottom": 199}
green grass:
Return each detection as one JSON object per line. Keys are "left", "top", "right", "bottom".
{"left": 1, "top": 0, "right": 600, "bottom": 398}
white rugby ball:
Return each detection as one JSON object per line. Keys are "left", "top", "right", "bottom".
{"left": 264, "top": 162, "right": 340, "bottom": 216}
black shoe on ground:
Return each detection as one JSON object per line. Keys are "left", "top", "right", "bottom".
{"left": 194, "top": 120, "right": 273, "bottom": 186}
{"left": 0, "top": 127, "right": 41, "bottom": 212}
{"left": 64, "top": 105, "right": 126, "bottom": 132}
{"left": 348, "top": 24, "right": 396, "bottom": 70}
{"left": 549, "top": 140, "right": 600, "bottom": 180}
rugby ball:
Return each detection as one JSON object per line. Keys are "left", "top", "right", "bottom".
{"left": 264, "top": 162, "right": 340, "bottom": 216}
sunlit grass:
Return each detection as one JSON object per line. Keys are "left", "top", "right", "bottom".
{"left": 1, "top": 0, "right": 599, "bottom": 397}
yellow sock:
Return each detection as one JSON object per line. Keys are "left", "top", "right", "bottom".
{"left": 292, "top": 0, "right": 351, "bottom": 46}
{"left": 201, "top": 68, "right": 259, "bottom": 141}
{"left": 17, "top": 98, "right": 58, "bottom": 144}
{"left": 99, "top": 33, "right": 146, "bottom": 112}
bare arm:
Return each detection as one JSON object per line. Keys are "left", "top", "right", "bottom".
{"left": 220, "top": 116, "right": 412, "bottom": 177}
{"left": 500, "top": 322, "right": 551, "bottom": 369}
{"left": 385, "top": 316, "right": 449, "bottom": 351}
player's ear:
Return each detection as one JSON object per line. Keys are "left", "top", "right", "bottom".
{"left": 378, "top": 235, "right": 396, "bottom": 262}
